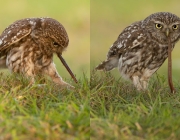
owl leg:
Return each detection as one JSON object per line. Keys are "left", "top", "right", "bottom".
{"left": 24, "top": 64, "right": 35, "bottom": 85}
{"left": 140, "top": 78, "right": 149, "bottom": 90}
{"left": 0, "top": 57, "right": 7, "bottom": 68}
{"left": 140, "top": 68, "right": 158, "bottom": 90}
{"left": 43, "top": 62, "right": 74, "bottom": 89}
{"left": 132, "top": 76, "right": 143, "bottom": 90}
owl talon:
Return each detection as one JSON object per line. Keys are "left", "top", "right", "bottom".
{"left": 55, "top": 82, "right": 75, "bottom": 90}
{"left": 66, "top": 84, "right": 75, "bottom": 90}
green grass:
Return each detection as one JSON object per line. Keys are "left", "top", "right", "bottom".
{"left": 0, "top": 73, "right": 89, "bottom": 140}
{"left": 90, "top": 71, "right": 180, "bottom": 140}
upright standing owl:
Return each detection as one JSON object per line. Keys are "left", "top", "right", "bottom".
{"left": 96, "top": 12, "right": 180, "bottom": 90}
{"left": 0, "top": 17, "right": 75, "bottom": 88}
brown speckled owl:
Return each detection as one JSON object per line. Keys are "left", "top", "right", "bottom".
{"left": 0, "top": 17, "right": 73, "bottom": 88}
{"left": 96, "top": 12, "right": 180, "bottom": 90}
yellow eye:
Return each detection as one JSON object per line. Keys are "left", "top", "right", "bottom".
{"left": 172, "top": 24, "right": 178, "bottom": 30}
{"left": 155, "top": 23, "right": 163, "bottom": 29}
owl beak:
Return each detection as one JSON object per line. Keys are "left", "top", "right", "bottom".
{"left": 166, "top": 28, "right": 170, "bottom": 37}
{"left": 57, "top": 53, "right": 78, "bottom": 83}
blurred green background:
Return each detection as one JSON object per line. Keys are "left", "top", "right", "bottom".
{"left": 91, "top": 0, "right": 180, "bottom": 82}
{"left": 0, "top": 0, "right": 90, "bottom": 80}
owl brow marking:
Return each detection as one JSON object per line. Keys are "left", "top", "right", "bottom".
{"left": 154, "top": 21, "right": 164, "bottom": 24}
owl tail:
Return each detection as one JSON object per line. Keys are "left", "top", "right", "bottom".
{"left": 95, "top": 56, "right": 119, "bottom": 71}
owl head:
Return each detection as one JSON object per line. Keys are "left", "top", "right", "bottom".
{"left": 142, "top": 12, "right": 180, "bottom": 44}
{"left": 41, "top": 18, "right": 69, "bottom": 55}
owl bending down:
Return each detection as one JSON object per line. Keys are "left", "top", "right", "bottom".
{"left": 0, "top": 17, "right": 74, "bottom": 88}
{"left": 96, "top": 12, "right": 180, "bottom": 90}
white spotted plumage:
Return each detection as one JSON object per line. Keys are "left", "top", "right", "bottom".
{"left": 0, "top": 17, "right": 74, "bottom": 88}
{"left": 96, "top": 12, "right": 180, "bottom": 90}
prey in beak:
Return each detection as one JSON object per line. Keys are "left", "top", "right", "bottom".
{"left": 57, "top": 53, "right": 78, "bottom": 83}
{"left": 166, "top": 27, "right": 175, "bottom": 93}
{"left": 166, "top": 28, "right": 170, "bottom": 37}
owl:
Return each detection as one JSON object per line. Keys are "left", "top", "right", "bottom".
{"left": 0, "top": 17, "right": 76, "bottom": 88}
{"left": 96, "top": 12, "right": 180, "bottom": 90}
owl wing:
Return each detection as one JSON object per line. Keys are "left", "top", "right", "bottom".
{"left": 0, "top": 19, "right": 32, "bottom": 54}
{"left": 96, "top": 21, "right": 146, "bottom": 71}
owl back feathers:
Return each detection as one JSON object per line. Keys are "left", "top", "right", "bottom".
{"left": 0, "top": 17, "right": 69, "bottom": 58}
{"left": 0, "top": 18, "right": 34, "bottom": 56}
{"left": 96, "top": 21, "right": 146, "bottom": 71}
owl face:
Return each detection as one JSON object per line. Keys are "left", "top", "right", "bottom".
{"left": 143, "top": 12, "right": 180, "bottom": 44}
